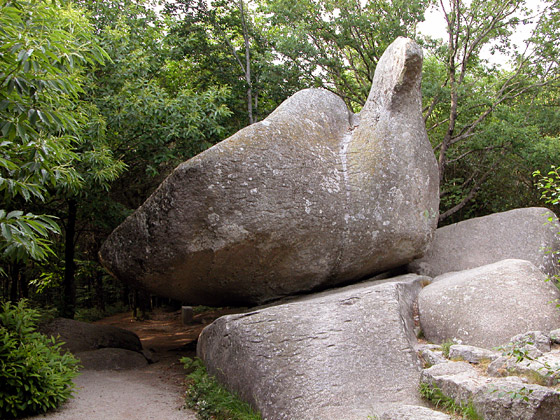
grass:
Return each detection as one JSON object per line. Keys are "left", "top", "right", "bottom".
{"left": 441, "top": 340, "right": 454, "bottom": 358}
{"left": 419, "top": 382, "right": 483, "bottom": 420}
{"left": 182, "top": 357, "right": 262, "bottom": 420}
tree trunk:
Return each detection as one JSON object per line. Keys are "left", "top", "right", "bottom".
{"left": 95, "top": 270, "right": 105, "bottom": 312}
{"left": 62, "top": 198, "right": 77, "bottom": 319}
{"left": 19, "top": 268, "right": 27, "bottom": 299}
{"left": 9, "top": 263, "right": 19, "bottom": 302}
{"left": 239, "top": 0, "right": 254, "bottom": 124}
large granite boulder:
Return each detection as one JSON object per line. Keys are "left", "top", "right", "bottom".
{"left": 197, "top": 275, "right": 428, "bottom": 420}
{"left": 408, "top": 207, "right": 560, "bottom": 278}
{"left": 418, "top": 259, "right": 560, "bottom": 348}
{"left": 99, "top": 37, "right": 439, "bottom": 306}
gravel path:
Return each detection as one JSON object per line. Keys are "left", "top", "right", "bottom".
{"left": 23, "top": 309, "right": 234, "bottom": 420}
{"left": 28, "top": 367, "right": 197, "bottom": 420}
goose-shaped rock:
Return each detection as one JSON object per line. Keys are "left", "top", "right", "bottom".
{"left": 100, "top": 37, "right": 439, "bottom": 306}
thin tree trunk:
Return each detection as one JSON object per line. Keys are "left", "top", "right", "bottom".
{"left": 62, "top": 198, "right": 77, "bottom": 319}
{"left": 239, "top": 0, "right": 254, "bottom": 124}
{"left": 9, "top": 263, "right": 19, "bottom": 302}
{"left": 19, "top": 268, "right": 27, "bottom": 299}
{"left": 95, "top": 270, "right": 105, "bottom": 312}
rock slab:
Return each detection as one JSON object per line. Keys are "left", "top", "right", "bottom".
{"left": 421, "top": 361, "right": 560, "bottom": 420}
{"left": 99, "top": 37, "right": 439, "bottom": 306}
{"left": 197, "top": 275, "right": 427, "bottom": 420}
{"left": 418, "top": 259, "right": 560, "bottom": 348}
{"left": 408, "top": 207, "right": 560, "bottom": 278}
{"left": 40, "top": 317, "right": 142, "bottom": 353}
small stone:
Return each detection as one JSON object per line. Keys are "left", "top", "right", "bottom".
{"left": 181, "top": 306, "right": 194, "bottom": 324}
{"left": 550, "top": 329, "right": 560, "bottom": 344}
{"left": 509, "top": 331, "right": 551, "bottom": 353}
{"left": 449, "top": 344, "right": 500, "bottom": 364}
{"left": 417, "top": 346, "right": 447, "bottom": 367}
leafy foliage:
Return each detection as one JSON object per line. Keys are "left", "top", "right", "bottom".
{"left": 423, "top": 0, "right": 560, "bottom": 223}
{"left": 260, "top": 0, "right": 430, "bottom": 110}
{"left": 0, "top": 300, "right": 79, "bottom": 418}
{"left": 0, "top": 0, "right": 107, "bottom": 263}
{"left": 182, "top": 357, "right": 262, "bottom": 420}
{"left": 534, "top": 166, "right": 560, "bottom": 207}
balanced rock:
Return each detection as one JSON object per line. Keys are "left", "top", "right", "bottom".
{"left": 418, "top": 259, "right": 560, "bottom": 348}
{"left": 99, "top": 37, "right": 439, "bottom": 306}
{"left": 408, "top": 207, "right": 560, "bottom": 278}
{"left": 197, "top": 275, "right": 428, "bottom": 420}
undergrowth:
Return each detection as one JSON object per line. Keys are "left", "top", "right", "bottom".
{"left": 182, "top": 357, "right": 262, "bottom": 420}
{"left": 420, "top": 382, "right": 483, "bottom": 420}
{"left": 441, "top": 340, "right": 454, "bottom": 358}
{"left": 0, "top": 300, "right": 80, "bottom": 418}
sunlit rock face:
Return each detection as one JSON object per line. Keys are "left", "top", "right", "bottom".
{"left": 99, "top": 37, "right": 439, "bottom": 306}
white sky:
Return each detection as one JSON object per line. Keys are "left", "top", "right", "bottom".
{"left": 416, "top": 0, "right": 547, "bottom": 67}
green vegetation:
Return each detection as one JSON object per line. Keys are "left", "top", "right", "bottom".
{"left": 419, "top": 382, "right": 483, "bottom": 420}
{"left": 182, "top": 357, "right": 262, "bottom": 420}
{"left": 441, "top": 341, "right": 454, "bottom": 358}
{"left": 496, "top": 341, "right": 560, "bottom": 387}
{"left": 0, "top": 300, "right": 80, "bottom": 418}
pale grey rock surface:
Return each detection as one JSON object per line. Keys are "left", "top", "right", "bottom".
{"left": 551, "top": 329, "right": 560, "bottom": 344}
{"left": 99, "top": 37, "right": 439, "bottom": 306}
{"left": 418, "top": 259, "right": 560, "bottom": 348}
{"left": 509, "top": 331, "right": 552, "bottom": 353}
{"left": 421, "top": 361, "right": 560, "bottom": 419}
{"left": 449, "top": 344, "right": 500, "bottom": 364}
{"left": 380, "top": 404, "right": 452, "bottom": 420}
{"left": 416, "top": 344, "right": 447, "bottom": 366}
{"left": 488, "top": 349, "right": 560, "bottom": 386}
{"left": 197, "top": 275, "right": 427, "bottom": 420}
{"left": 39, "top": 317, "right": 142, "bottom": 353}
{"left": 408, "top": 207, "right": 560, "bottom": 278}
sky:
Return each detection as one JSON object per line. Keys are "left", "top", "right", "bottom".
{"left": 416, "top": 0, "right": 547, "bottom": 68}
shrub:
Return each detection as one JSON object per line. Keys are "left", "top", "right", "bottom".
{"left": 0, "top": 300, "right": 80, "bottom": 418}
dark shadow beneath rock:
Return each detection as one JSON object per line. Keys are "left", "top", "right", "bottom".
{"left": 76, "top": 348, "right": 149, "bottom": 370}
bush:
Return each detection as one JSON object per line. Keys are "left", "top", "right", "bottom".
{"left": 0, "top": 300, "right": 80, "bottom": 418}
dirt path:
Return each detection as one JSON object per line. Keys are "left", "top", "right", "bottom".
{"left": 27, "top": 307, "right": 242, "bottom": 420}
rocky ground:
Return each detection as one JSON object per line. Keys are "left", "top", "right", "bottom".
{"left": 26, "top": 307, "right": 242, "bottom": 420}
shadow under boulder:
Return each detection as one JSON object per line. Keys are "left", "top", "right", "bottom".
{"left": 40, "top": 317, "right": 149, "bottom": 370}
